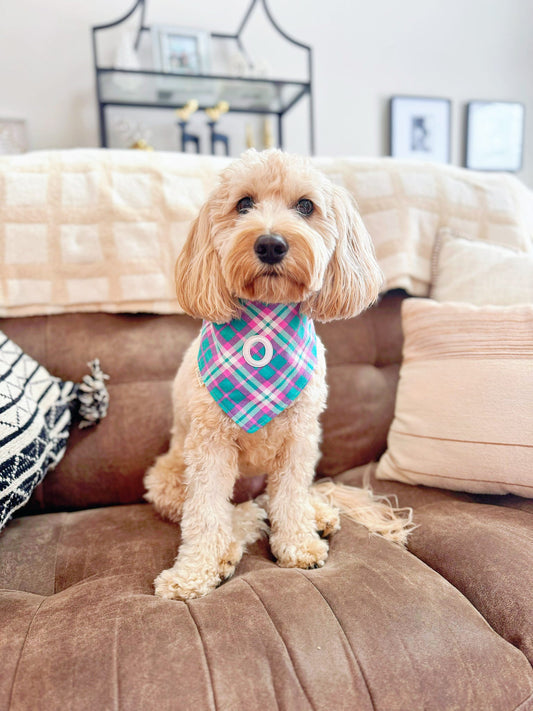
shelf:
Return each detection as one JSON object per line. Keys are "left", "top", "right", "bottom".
{"left": 98, "top": 70, "right": 310, "bottom": 114}
{"left": 92, "top": 0, "right": 315, "bottom": 153}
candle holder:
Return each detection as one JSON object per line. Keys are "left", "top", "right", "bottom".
{"left": 177, "top": 121, "right": 201, "bottom": 153}
{"left": 207, "top": 122, "right": 229, "bottom": 156}
{"left": 205, "top": 102, "right": 230, "bottom": 156}
{"left": 176, "top": 100, "right": 201, "bottom": 153}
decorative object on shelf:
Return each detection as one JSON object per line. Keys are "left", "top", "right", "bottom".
{"left": 152, "top": 25, "right": 211, "bottom": 74}
{"left": 176, "top": 99, "right": 201, "bottom": 153}
{"left": 131, "top": 139, "right": 154, "bottom": 150}
{"left": 390, "top": 96, "right": 451, "bottom": 164}
{"left": 0, "top": 119, "right": 27, "bottom": 154}
{"left": 205, "top": 101, "right": 229, "bottom": 123}
{"left": 112, "top": 29, "right": 143, "bottom": 92}
{"left": 465, "top": 101, "right": 525, "bottom": 172}
{"left": 92, "top": 0, "right": 314, "bottom": 154}
{"left": 176, "top": 99, "right": 199, "bottom": 122}
{"left": 206, "top": 101, "right": 230, "bottom": 156}
{"left": 176, "top": 124, "right": 200, "bottom": 153}
{"left": 113, "top": 118, "right": 154, "bottom": 150}
{"left": 263, "top": 118, "right": 274, "bottom": 149}
{"left": 245, "top": 123, "right": 255, "bottom": 149}
{"left": 228, "top": 49, "right": 251, "bottom": 77}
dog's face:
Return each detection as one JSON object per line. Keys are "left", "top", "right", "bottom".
{"left": 176, "top": 149, "right": 383, "bottom": 323}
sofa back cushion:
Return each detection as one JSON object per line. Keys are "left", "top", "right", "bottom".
{"left": 431, "top": 228, "right": 533, "bottom": 305}
{"left": 0, "top": 291, "right": 405, "bottom": 513}
{"left": 2, "top": 150, "right": 531, "bottom": 320}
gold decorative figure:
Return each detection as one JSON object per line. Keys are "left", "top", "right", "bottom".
{"left": 175, "top": 100, "right": 199, "bottom": 122}
{"left": 205, "top": 101, "right": 230, "bottom": 122}
{"left": 130, "top": 139, "right": 154, "bottom": 150}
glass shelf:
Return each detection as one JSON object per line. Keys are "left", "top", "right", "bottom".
{"left": 98, "top": 70, "right": 310, "bottom": 114}
{"left": 92, "top": 0, "right": 315, "bottom": 151}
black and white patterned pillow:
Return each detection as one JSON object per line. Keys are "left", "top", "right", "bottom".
{"left": 0, "top": 332, "right": 109, "bottom": 530}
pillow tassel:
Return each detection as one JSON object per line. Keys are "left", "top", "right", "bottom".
{"left": 76, "top": 359, "right": 110, "bottom": 429}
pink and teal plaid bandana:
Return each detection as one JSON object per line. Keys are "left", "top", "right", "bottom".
{"left": 197, "top": 301, "right": 317, "bottom": 433}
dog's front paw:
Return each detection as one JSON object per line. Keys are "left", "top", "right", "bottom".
{"left": 154, "top": 532, "right": 249, "bottom": 600}
{"left": 271, "top": 532, "right": 329, "bottom": 570}
{"left": 217, "top": 540, "right": 243, "bottom": 581}
{"left": 311, "top": 497, "right": 341, "bottom": 538}
{"left": 154, "top": 565, "right": 221, "bottom": 601}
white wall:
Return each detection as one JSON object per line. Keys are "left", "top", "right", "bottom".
{"left": 1, "top": 0, "right": 531, "bottom": 185}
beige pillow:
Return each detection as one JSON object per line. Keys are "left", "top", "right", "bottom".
{"left": 431, "top": 229, "right": 533, "bottom": 305}
{"left": 376, "top": 298, "right": 533, "bottom": 496}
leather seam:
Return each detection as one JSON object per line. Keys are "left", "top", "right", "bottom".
{"left": 241, "top": 576, "right": 315, "bottom": 711}
{"left": 514, "top": 687, "right": 533, "bottom": 711}
{"left": 52, "top": 512, "right": 69, "bottom": 595}
{"left": 7, "top": 595, "right": 47, "bottom": 710}
{"left": 294, "top": 570, "right": 376, "bottom": 711}
{"left": 185, "top": 602, "right": 217, "bottom": 711}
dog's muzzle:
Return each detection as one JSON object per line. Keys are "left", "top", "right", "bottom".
{"left": 254, "top": 233, "right": 288, "bottom": 265}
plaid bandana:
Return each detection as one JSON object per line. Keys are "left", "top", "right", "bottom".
{"left": 197, "top": 301, "right": 317, "bottom": 433}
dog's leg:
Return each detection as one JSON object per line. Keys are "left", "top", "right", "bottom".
{"left": 154, "top": 425, "right": 244, "bottom": 600}
{"left": 144, "top": 444, "right": 187, "bottom": 523}
{"left": 267, "top": 429, "right": 330, "bottom": 569}
{"left": 231, "top": 500, "right": 269, "bottom": 547}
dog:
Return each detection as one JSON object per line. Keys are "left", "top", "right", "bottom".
{"left": 144, "top": 149, "right": 412, "bottom": 600}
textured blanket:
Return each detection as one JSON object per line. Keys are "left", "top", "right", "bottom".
{"left": 1, "top": 149, "right": 532, "bottom": 317}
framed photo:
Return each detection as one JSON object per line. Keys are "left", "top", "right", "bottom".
{"left": 152, "top": 25, "right": 211, "bottom": 75}
{"left": 465, "top": 101, "right": 525, "bottom": 172}
{"left": 0, "top": 118, "right": 28, "bottom": 155}
{"left": 390, "top": 96, "right": 451, "bottom": 164}
{"left": 0, "top": 118, "right": 28, "bottom": 154}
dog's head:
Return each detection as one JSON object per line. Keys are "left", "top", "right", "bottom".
{"left": 176, "top": 149, "right": 383, "bottom": 323}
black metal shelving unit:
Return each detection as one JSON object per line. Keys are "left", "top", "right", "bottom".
{"left": 91, "top": 0, "right": 314, "bottom": 153}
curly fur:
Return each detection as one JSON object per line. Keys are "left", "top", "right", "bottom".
{"left": 144, "top": 149, "right": 412, "bottom": 601}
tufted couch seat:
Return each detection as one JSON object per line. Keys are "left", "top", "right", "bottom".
{"left": 1, "top": 290, "right": 533, "bottom": 711}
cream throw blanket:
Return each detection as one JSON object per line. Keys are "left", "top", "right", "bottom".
{"left": 1, "top": 149, "right": 532, "bottom": 317}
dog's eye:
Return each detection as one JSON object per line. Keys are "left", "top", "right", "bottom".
{"left": 236, "top": 196, "right": 254, "bottom": 214}
{"left": 295, "top": 198, "right": 314, "bottom": 216}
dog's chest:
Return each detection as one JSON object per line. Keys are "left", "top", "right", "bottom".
{"left": 235, "top": 421, "right": 284, "bottom": 476}
{"left": 233, "top": 349, "right": 327, "bottom": 477}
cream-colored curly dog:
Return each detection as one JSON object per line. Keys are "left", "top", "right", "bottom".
{"left": 145, "top": 149, "right": 412, "bottom": 600}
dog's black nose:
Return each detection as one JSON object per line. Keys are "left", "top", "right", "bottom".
{"left": 254, "top": 234, "right": 288, "bottom": 265}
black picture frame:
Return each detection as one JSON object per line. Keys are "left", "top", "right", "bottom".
{"left": 465, "top": 101, "right": 525, "bottom": 172}
{"left": 389, "top": 95, "right": 451, "bottom": 164}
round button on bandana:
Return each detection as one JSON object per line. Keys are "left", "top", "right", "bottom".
{"left": 242, "top": 335, "right": 273, "bottom": 368}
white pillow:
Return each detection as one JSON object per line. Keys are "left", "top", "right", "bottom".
{"left": 376, "top": 298, "right": 533, "bottom": 497}
{"left": 430, "top": 229, "right": 533, "bottom": 305}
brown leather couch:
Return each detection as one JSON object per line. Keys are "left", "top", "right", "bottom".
{"left": 1, "top": 289, "right": 532, "bottom": 711}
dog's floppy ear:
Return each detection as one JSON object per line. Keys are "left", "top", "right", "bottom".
{"left": 304, "top": 185, "right": 383, "bottom": 322}
{"left": 175, "top": 201, "right": 239, "bottom": 323}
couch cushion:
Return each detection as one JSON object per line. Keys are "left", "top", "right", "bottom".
{"left": 1, "top": 503, "right": 532, "bottom": 711}
{"left": 431, "top": 228, "right": 533, "bottom": 305}
{"left": 317, "top": 290, "right": 404, "bottom": 476}
{"left": 0, "top": 312, "right": 199, "bottom": 513}
{"left": 0, "top": 292, "right": 406, "bottom": 513}
{"left": 343, "top": 464, "right": 533, "bottom": 667}
{"left": 376, "top": 299, "right": 533, "bottom": 496}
